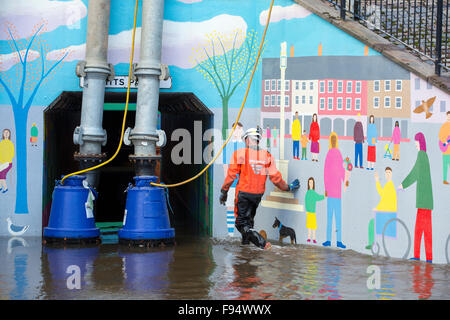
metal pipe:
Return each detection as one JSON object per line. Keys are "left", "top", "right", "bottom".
{"left": 129, "top": 0, "right": 166, "bottom": 176}
{"left": 74, "top": 0, "right": 112, "bottom": 186}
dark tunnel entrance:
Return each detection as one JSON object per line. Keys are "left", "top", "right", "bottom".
{"left": 43, "top": 91, "right": 213, "bottom": 238}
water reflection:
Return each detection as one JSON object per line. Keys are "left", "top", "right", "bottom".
{"left": 41, "top": 245, "right": 99, "bottom": 298}
{"left": 118, "top": 247, "right": 173, "bottom": 294}
{"left": 411, "top": 263, "right": 434, "bottom": 300}
{"left": 0, "top": 236, "right": 448, "bottom": 299}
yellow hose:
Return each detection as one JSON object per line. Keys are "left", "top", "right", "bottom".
{"left": 61, "top": 0, "right": 139, "bottom": 185}
{"left": 151, "top": 0, "right": 275, "bottom": 188}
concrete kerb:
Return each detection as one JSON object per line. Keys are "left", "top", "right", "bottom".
{"left": 294, "top": 0, "right": 450, "bottom": 94}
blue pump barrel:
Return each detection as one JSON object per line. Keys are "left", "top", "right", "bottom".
{"left": 44, "top": 175, "right": 100, "bottom": 240}
{"left": 119, "top": 176, "right": 175, "bottom": 243}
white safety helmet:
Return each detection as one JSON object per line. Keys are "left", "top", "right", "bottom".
{"left": 242, "top": 127, "right": 262, "bottom": 142}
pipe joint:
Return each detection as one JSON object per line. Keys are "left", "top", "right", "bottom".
{"left": 73, "top": 126, "right": 108, "bottom": 147}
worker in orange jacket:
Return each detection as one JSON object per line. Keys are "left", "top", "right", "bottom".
{"left": 220, "top": 127, "right": 300, "bottom": 249}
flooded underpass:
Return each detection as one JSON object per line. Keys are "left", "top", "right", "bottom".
{"left": 1, "top": 231, "right": 449, "bottom": 300}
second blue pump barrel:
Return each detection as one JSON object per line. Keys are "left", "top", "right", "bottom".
{"left": 119, "top": 176, "right": 175, "bottom": 243}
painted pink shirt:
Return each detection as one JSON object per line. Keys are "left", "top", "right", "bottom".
{"left": 324, "top": 148, "right": 345, "bottom": 199}
{"left": 392, "top": 127, "right": 401, "bottom": 145}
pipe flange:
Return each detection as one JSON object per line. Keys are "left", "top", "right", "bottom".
{"left": 129, "top": 154, "right": 161, "bottom": 161}
{"left": 74, "top": 152, "right": 107, "bottom": 162}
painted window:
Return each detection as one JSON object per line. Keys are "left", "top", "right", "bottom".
{"left": 271, "top": 94, "right": 276, "bottom": 106}
{"left": 271, "top": 80, "right": 276, "bottom": 91}
{"left": 328, "top": 80, "right": 333, "bottom": 93}
{"left": 385, "top": 80, "right": 391, "bottom": 91}
{"left": 395, "top": 80, "right": 402, "bottom": 91}
{"left": 285, "top": 80, "right": 290, "bottom": 91}
{"left": 395, "top": 97, "right": 402, "bottom": 109}
{"left": 295, "top": 81, "right": 299, "bottom": 90}
{"left": 355, "top": 98, "right": 361, "bottom": 110}
{"left": 302, "top": 81, "right": 306, "bottom": 90}
{"left": 277, "top": 95, "right": 281, "bottom": 106}
{"left": 310, "top": 81, "right": 314, "bottom": 90}
{"left": 302, "top": 95, "right": 306, "bottom": 104}
{"left": 384, "top": 96, "right": 391, "bottom": 108}
{"left": 337, "top": 97, "right": 343, "bottom": 110}
{"left": 346, "top": 81, "right": 352, "bottom": 93}
{"left": 346, "top": 98, "right": 352, "bottom": 110}
{"left": 320, "top": 81, "right": 325, "bottom": 93}
{"left": 285, "top": 95, "right": 289, "bottom": 106}
{"left": 373, "top": 97, "right": 380, "bottom": 108}
{"left": 264, "top": 95, "right": 270, "bottom": 106}
{"left": 265, "top": 80, "right": 270, "bottom": 91}
{"left": 374, "top": 80, "right": 380, "bottom": 92}
{"left": 337, "top": 81, "right": 343, "bottom": 93}
{"left": 356, "top": 81, "right": 361, "bottom": 93}
{"left": 295, "top": 95, "right": 299, "bottom": 104}
{"left": 309, "top": 96, "right": 313, "bottom": 104}
{"left": 328, "top": 97, "right": 333, "bottom": 110}
{"left": 414, "top": 78, "right": 420, "bottom": 90}
{"left": 277, "top": 80, "right": 281, "bottom": 91}
{"left": 320, "top": 98, "right": 325, "bottom": 110}
{"left": 427, "top": 82, "right": 432, "bottom": 89}
{"left": 441, "top": 100, "right": 447, "bottom": 113}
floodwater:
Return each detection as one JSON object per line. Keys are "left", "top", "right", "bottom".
{"left": 0, "top": 231, "right": 449, "bottom": 300}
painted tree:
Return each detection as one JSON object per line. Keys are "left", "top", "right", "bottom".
{"left": 0, "top": 22, "right": 68, "bottom": 214}
{"left": 192, "top": 29, "right": 263, "bottom": 139}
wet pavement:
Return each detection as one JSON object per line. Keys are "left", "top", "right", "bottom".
{"left": 0, "top": 232, "right": 449, "bottom": 300}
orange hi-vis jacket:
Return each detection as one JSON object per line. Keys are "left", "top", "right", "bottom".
{"left": 221, "top": 146, "right": 289, "bottom": 195}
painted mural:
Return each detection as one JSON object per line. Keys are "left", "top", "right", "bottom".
{"left": 0, "top": 0, "right": 449, "bottom": 264}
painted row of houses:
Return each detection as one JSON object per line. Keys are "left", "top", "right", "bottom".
{"left": 260, "top": 50, "right": 449, "bottom": 139}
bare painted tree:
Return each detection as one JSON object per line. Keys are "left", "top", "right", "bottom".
{"left": 192, "top": 29, "right": 262, "bottom": 139}
{"left": 0, "top": 22, "right": 68, "bottom": 214}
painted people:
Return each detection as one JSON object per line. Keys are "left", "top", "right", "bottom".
{"left": 305, "top": 177, "right": 326, "bottom": 244}
{"left": 366, "top": 167, "right": 397, "bottom": 250}
{"left": 391, "top": 121, "right": 401, "bottom": 161}
{"left": 301, "top": 130, "right": 309, "bottom": 160}
{"left": 366, "top": 115, "right": 377, "bottom": 170}
{"left": 223, "top": 122, "right": 245, "bottom": 236}
{"left": 30, "top": 123, "right": 38, "bottom": 147}
{"left": 309, "top": 113, "right": 320, "bottom": 162}
{"left": 292, "top": 111, "right": 301, "bottom": 160}
{"left": 0, "top": 129, "right": 14, "bottom": 194}
{"left": 398, "top": 132, "right": 433, "bottom": 263}
{"left": 323, "top": 132, "right": 349, "bottom": 249}
{"left": 272, "top": 125, "right": 278, "bottom": 148}
{"left": 266, "top": 125, "right": 271, "bottom": 150}
{"left": 438, "top": 111, "right": 450, "bottom": 185}
{"left": 353, "top": 113, "right": 365, "bottom": 169}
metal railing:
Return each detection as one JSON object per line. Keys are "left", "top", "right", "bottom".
{"left": 326, "top": 0, "right": 449, "bottom": 75}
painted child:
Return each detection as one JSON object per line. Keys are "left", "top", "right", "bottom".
{"left": 305, "top": 177, "right": 326, "bottom": 243}
{"left": 301, "top": 130, "right": 309, "bottom": 160}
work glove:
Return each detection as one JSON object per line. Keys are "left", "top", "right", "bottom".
{"left": 288, "top": 179, "right": 300, "bottom": 191}
{"left": 219, "top": 189, "right": 228, "bottom": 205}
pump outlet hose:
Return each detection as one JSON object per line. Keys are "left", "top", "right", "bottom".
{"left": 60, "top": 0, "right": 139, "bottom": 185}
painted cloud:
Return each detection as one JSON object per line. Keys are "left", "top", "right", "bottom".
{"left": 47, "top": 14, "right": 248, "bottom": 70}
{"left": 0, "top": 0, "right": 87, "bottom": 40}
{"left": 259, "top": 4, "right": 311, "bottom": 25}
{"left": 0, "top": 50, "right": 40, "bottom": 72}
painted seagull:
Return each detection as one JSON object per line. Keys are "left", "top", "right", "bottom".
{"left": 6, "top": 217, "right": 29, "bottom": 236}
{"left": 413, "top": 96, "right": 436, "bottom": 119}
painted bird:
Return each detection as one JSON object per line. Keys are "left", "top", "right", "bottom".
{"left": 413, "top": 96, "right": 436, "bottom": 119}
{"left": 6, "top": 217, "right": 29, "bottom": 236}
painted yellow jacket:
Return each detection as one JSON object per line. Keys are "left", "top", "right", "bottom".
{"left": 439, "top": 121, "right": 450, "bottom": 155}
{"left": 0, "top": 139, "right": 14, "bottom": 164}
{"left": 375, "top": 180, "right": 397, "bottom": 212}
{"left": 291, "top": 119, "right": 301, "bottom": 141}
